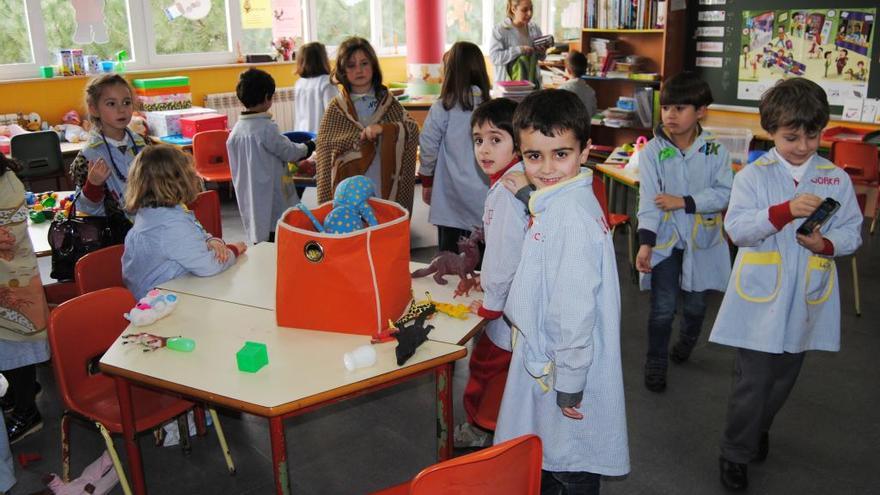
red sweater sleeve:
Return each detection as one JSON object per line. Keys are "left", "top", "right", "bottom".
{"left": 768, "top": 201, "right": 795, "bottom": 231}
{"left": 82, "top": 180, "right": 105, "bottom": 202}
{"left": 477, "top": 306, "right": 503, "bottom": 320}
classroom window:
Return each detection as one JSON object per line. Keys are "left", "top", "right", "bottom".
{"left": 315, "top": 0, "right": 371, "bottom": 47}
{"left": 41, "top": 0, "right": 133, "bottom": 62}
{"left": 379, "top": 0, "right": 406, "bottom": 53}
{"left": 447, "top": 0, "right": 482, "bottom": 44}
{"left": 550, "top": 0, "right": 581, "bottom": 40}
{"left": 0, "top": 0, "right": 32, "bottom": 65}
{"left": 147, "top": 0, "right": 231, "bottom": 56}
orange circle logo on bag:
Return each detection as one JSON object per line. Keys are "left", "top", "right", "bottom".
{"left": 304, "top": 241, "right": 324, "bottom": 263}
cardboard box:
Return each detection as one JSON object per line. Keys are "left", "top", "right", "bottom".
{"left": 133, "top": 76, "right": 190, "bottom": 90}
{"left": 145, "top": 107, "right": 216, "bottom": 137}
{"left": 140, "top": 93, "right": 193, "bottom": 112}
{"left": 180, "top": 113, "right": 228, "bottom": 138}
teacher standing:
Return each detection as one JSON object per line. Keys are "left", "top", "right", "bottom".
{"left": 489, "top": 0, "right": 546, "bottom": 88}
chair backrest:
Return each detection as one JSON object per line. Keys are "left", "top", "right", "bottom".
{"left": 831, "top": 141, "right": 880, "bottom": 184}
{"left": 75, "top": 244, "right": 126, "bottom": 295}
{"left": 10, "top": 131, "right": 64, "bottom": 179}
{"left": 48, "top": 287, "right": 136, "bottom": 416}
{"left": 187, "top": 190, "right": 223, "bottom": 238}
{"left": 192, "top": 129, "right": 231, "bottom": 174}
{"left": 408, "top": 435, "right": 542, "bottom": 495}
{"left": 590, "top": 175, "right": 612, "bottom": 224}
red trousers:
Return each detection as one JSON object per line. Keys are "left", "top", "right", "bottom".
{"left": 463, "top": 331, "right": 512, "bottom": 426}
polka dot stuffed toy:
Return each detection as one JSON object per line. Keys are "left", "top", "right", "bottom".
{"left": 322, "top": 176, "right": 380, "bottom": 234}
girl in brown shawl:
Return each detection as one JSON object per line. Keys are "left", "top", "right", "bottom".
{"left": 315, "top": 37, "right": 420, "bottom": 212}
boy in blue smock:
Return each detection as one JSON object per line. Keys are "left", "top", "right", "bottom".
{"left": 494, "top": 90, "right": 629, "bottom": 494}
{"left": 227, "top": 68, "right": 315, "bottom": 243}
{"left": 635, "top": 72, "right": 733, "bottom": 392}
{"left": 711, "top": 79, "right": 862, "bottom": 491}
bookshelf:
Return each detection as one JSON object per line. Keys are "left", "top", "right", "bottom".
{"left": 581, "top": 2, "right": 686, "bottom": 146}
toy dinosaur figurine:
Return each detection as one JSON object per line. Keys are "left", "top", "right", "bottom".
{"left": 416, "top": 294, "right": 470, "bottom": 320}
{"left": 372, "top": 292, "right": 436, "bottom": 343}
{"left": 454, "top": 275, "right": 481, "bottom": 298}
{"left": 394, "top": 311, "right": 435, "bottom": 366}
{"left": 411, "top": 228, "right": 483, "bottom": 285}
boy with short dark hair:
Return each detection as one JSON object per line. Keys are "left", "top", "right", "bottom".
{"left": 227, "top": 68, "right": 315, "bottom": 243}
{"left": 493, "top": 89, "right": 629, "bottom": 494}
{"left": 455, "top": 98, "right": 522, "bottom": 448}
{"left": 635, "top": 71, "right": 733, "bottom": 392}
{"left": 558, "top": 50, "right": 598, "bottom": 119}
{"left": 711, "top": 78, "right": 862, "bottom": 491}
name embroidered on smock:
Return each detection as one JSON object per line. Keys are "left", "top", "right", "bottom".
{"left": 811, "top": 176, "right": 841, "bottom": 186}
{"left": 700, "top": 142, "right": 720, "bottom": 156}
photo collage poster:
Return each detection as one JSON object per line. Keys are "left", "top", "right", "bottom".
{"left": 737, "top": 8, "right": 874, "bottom": 105}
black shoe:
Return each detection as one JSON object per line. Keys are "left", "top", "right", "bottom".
{"left": 670, "top": 340, "right": 695, "bottom": 364}
{"left": 644, "top": 361, "right": 667, "bottom": 392}
{"left": 0, "top": 381, "right": 42, "bottom": 415}
{"left": 719, "top": 456, "right": 748, "bottom": 491}
{"left": 753, "top": 432, "right": 769, "bottom": 463}
{"left": 7, "top": 408, "right": 43, "bottom": 444}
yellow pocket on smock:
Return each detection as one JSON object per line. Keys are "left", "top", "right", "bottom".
{"left": 804, "top": 255, "right": 835, "bottom": 305}
{"left": 691, "top": 213, "right": 723, "bottom": 249}
{"left": 735, "top": 251, "right": 782, "bottom": 303}
{"left": 655, "top": 212, "right": 679, "bottom": 249}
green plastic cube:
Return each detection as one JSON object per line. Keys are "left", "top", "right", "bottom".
{"left": 236, "top": 341, "right": 268, "bottom": 373}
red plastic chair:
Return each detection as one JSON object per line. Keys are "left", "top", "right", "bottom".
{"left": 192, "top": 129, "right": 233, "bottom": 190}
{"left": 372, "top": 434, "right": 542, "bottom": 495}
{"left": 48, "top": 288, "right": 235, "bottom": 491}
{"left": 187, "top": 190, "right": 223, "bottom": 238}
{"left": 74, "top": 244, "right": 125, "bottom": 295}
{"left": 831, "top": 141, "right": 879, "bottom": 235}
{"left": 592, "top": 176, "right": 635, "bottom": 280}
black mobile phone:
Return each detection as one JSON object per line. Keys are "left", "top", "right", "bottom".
{"left": 796, "top": 197, "right": 840, "bottom": 236}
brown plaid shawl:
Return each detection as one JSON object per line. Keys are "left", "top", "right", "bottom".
{"left": 315, "top": 87, "right": 419, "bottom": 213}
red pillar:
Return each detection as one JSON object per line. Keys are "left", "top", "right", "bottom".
{"left": 405, "top": 0, "right": 444, "bottom": 95}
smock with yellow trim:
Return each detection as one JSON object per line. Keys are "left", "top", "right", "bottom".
{"left": 495, "top": 170, "right": 630, "bottom": 475}
{"left": 636, "top": 126, "right": 733, "bottom": 292}
{"left": 708, "top": 149, "right": 862, "bottom": 354}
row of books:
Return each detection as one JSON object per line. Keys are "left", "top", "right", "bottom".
{"left": 585, "top": 0, "right": 668, "bottom": 30}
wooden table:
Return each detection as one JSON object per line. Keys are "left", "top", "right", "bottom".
{"left": 704, "top": 109, "right": 880, "bottom": 148}
{"left": 157, "top": 243, "right": 486, "bottom": 346}
{"left": 100, "top": 293, "right": 467, "bottom": 495}
{"left": 400, "top": 97, "right": 436, "bottom": 128}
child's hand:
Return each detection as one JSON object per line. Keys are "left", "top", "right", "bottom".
{"left": 654, "top": 194, "right": 685, "bottom": 211}
{"left": 520, "top": 45, "right": 535, "bottom": 55}
{"left": 360, "top": 124, "right": 383, "bottom": 141}
{"left": 87, "top": 158, "right": 111, "bottom": 186}
{"left": 790, "top": 193, "right": 823, "bottom": 218}
{"left": 636, "top": 245, "right": 653, "bottom": 273}
{"left": 796, "top": 226, "right": 825, "bottom": 253}
{"left": 207, "top": 238, "right": 229, "bottom": 262}
{"left": 502, "top": 172, "right": 529, "bottom": 194}
{"left": 468, "top": 300, "right": 483, "bottom": 314}
{"left": 422, "top": 186, "right": 432, "bottom": 205}
{"left": 472, "top": 275, "right": 481, "bottom": 292}
{"left": 231, "top": 242, "right": 248, "bottom": 256}
{"left": 561, "top": 403, "right": 584, "bottom": 420}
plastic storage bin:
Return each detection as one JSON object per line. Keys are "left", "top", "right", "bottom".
{"left": 704, "top": 127, "right": 753, "bottom": 168}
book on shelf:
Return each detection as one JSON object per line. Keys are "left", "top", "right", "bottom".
{"left": 584, "top": 0, "right": 666, "bottom": 29}
{"left": 635, "top": 87, "right": 654, "bottom": 128}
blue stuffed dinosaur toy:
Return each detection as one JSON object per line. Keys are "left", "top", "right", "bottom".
{"left": 297, "top": 175, "right": 379, "bottom": 234}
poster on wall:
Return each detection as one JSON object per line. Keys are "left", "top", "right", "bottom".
{"left": 737, "top": 8, "right": 874, "bottom": 105}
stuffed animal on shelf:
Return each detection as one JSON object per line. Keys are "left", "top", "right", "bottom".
{"left": 0, "top": 123, "right": 28, "bottom": 138}
{"left": 124, "top": 290, "right": 179, "bottom": 326}
{"left": 54, "top": 110, "right": 90, "bottom": 143}
{"left": 411, "top": 228, "right": 483, "bottom": 286}
{"left": 19, "top": 112, "right": 42, "bottom": 132}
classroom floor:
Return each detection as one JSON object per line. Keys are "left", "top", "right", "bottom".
{"left": 15, "top": 185, "right": 880, "bottom": 494}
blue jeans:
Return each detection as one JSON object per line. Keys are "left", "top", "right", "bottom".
{"left": 541, "top": 470, "right": 600, "bottom": 495}
{"left": 647, "top": 248, "right": 707, "bottom": 362}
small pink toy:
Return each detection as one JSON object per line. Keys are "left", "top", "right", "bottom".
{"left": 43, "top": 450, "right": 119, "bottom": 495}
{"left": 124, "top": 290, "right": 178, "bottom": 326}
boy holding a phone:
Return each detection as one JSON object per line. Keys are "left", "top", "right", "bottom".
{"left": 710, "top": 78, "right": 863, "bottom": 491}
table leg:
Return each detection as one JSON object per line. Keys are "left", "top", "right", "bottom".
{"left": 269, "top": 417, "right": 291, "bottom": 495}
{"left": 114, "top": 377, "right": 147, "bottom": 495}
{"left": 435, "top": 364, "right": 454, "bottom": 461}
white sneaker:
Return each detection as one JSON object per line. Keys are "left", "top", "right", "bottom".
{"left": 453, "top": 422, "right": 491, "bottom": 448}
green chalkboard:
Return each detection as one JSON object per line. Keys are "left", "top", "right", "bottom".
{"left": 690, "top": 1, "right": 878, "bottom": 114}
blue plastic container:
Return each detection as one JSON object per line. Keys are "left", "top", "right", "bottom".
{"left": 283, "top": 131, "right": 316, "bottom": 144}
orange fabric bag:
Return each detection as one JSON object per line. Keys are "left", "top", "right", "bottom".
{"left": 275, "top": 198, "right": 412, "bottom": 338}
